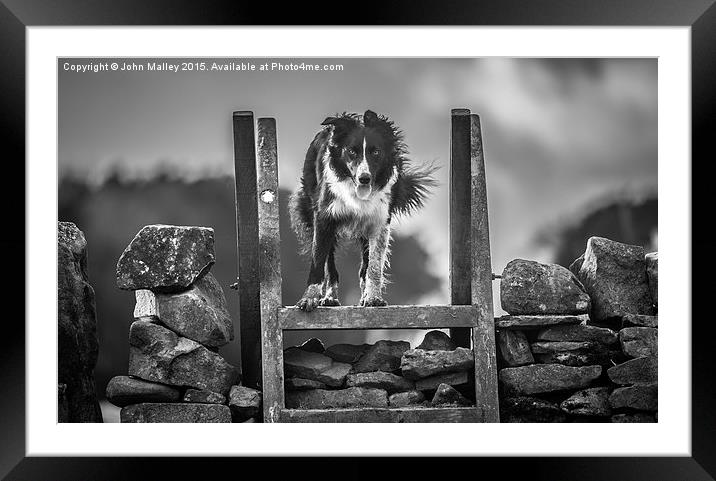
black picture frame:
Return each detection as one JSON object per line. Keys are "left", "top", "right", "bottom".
{"left": 4, "top": 1, "right": 712, "bottom": 479}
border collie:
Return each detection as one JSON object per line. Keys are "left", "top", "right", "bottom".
{"left": 289, "top": 110, "right": 436, "bottom": 312}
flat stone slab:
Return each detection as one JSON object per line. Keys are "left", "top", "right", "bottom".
{"left": 324, "top": 343, "right": 372, "bottom": 363}
{"left": 346, "top": 372, "right": 415, "bottom": 394}
{"left": 284, "top": 378, "right": 327, "bottom": 391}
{"left": 128, "top": 320, "right": 239, "bottom": 395}
{"left": 183, "top": 388, "right": 226, "bottom": 404}
{"left": 645, "top": 252, "right": 658, "bottom": 306}
{"left": 285, "top": 387, "right": 388, "bottom": 409}
{"left": 353, "top": 340, "right": 410, "bottom": 373}
{"left": 283, "top": 348, "right": 351, "bottom": 387}
{"left": 531, "top": 341, "right": 593, "bottom": 354}
{"left": 500, "top": 259, "right": 590, "bottom": 315}
{"left": 116, "top": 224, "right": 215, "bottom": 293}
{"left": 388, "top": 390, "right": 426, "bottom": 407}
{"left": 105, "top": 376, "right": 182, "bottom": 407}
{"left": 229, "top": 385, "right": 262, "bottom": 422}
{"left": 499, "top": 364, "right": 602, "bottom": 395}
{"left": 611, "top": 413, "right": 656, "bottom": 423}
{"left": 318, "top": 363, "right": 353, "bottom": 387}
{"left": 120, "top": 403, "right": 231, "bottom": 423}
{"left": 536, "top": 324, "right": 618, "bottom": 346}
{"left": 415, "top": 371, "right": 469, "bottom": 391}
{"left": 609, "top": 383, "right": 658, "bottom": 411}
{"left": 622, "top": 314, "right": 658, "bottom": 328}
{"left": 560, "top": 387, "right": 612, "bottom": 417}
{"left": 283, "top": 348, "right": 332, "bottom": 376}
{"left": 400, "top": 348, "right": 474, "bottom": 380}
{"left": 497, "top": 330, "right": 534, "bottom": 367}
{"left": 534, "top": 350, "right": 613, "bottom": 368}
{"left": 495, "top": 315, "right": 588, "bottom": 329}
{"left": 576, "top": 236, "right": 655, "bottom": 323}
{"left": 607, "top": 356, "right": 658, "bottom": 385}
{"left": 619, "top": 327, "right": 658, "bottom": 358}
{"left": 431, "top": 383, "right": 471, "bottom": 407}
{"left": 500, "top": 396, "right": 566, "bottom": 423}
{"left": 416, "top": 330, "right": 457, "bottom": 351}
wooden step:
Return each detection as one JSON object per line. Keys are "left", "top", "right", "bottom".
{"left": 278, "top": 305, "right": 479, "bottom": 330}
{"left": 280, "top": 406, "right": 482, "bottom": 423}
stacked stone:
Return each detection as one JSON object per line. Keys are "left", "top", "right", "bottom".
{"left": 283, "top": 331, "right": 475, "bottom": 409}
{"left": 107, "top": 224, "right": 260, "bottom": 423}
{"left": 58, "top": 222, "right": 103, "bottom": 422}
{"left": 497, "top": 236, "right": 658, "bottom": 422}
{"left": 573, "top": 237, "right": 658, "bottom": 422}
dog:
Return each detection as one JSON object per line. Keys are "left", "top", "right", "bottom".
{"left": 289, "top": 110, "right": 436, "bottom": 312}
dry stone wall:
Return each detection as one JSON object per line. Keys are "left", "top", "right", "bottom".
{"left": 283, "top": 332, "right": 475, "bottom": 409}
{"left": 497, "top": 236, "right": 658, "bottom": 423}
{"left": 100, "top": 224, "right": 658, "bottom": 423}
{"left": 107, "top": 224, "right": 260, "bottom": 423}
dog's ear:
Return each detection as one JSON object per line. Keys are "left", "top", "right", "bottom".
{"left": 363, "top": 110, "right": 379, "bottom": 125}
{"left": 364, "top": 110, "right": 395, "bottom": 139}
{"left": 321, "top": 116, "right": 354, "bottom": 132}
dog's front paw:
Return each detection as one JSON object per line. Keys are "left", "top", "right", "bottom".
{"left": 296, "top": 296, "right": 321, "bottom": 312}
{"left": 360, "top": 296, "right": 388, "bottom": 307}
{"left": 319, "top": 296, "right": 341, "bottom": 307}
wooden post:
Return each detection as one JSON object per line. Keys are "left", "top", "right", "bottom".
{"left": 256, "top": 118, "right": 284, "bottom": 423}
{"left": 470, "top": 113, "right": 500, "bottom": 422}
{"left": 449, "top": 108, "right": 472, "bottom": 348}
{"left": 232, "top": 111, "right": 261, "bottom": 389}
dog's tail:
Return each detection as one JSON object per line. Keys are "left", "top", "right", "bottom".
{"left": 390, "top": 161, "right": 439, "bottom": 217}
{"left": 288, "top": 186, "right": 314, "bottom": 256}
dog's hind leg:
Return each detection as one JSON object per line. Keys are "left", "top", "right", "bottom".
{"left": 319, "top": 247, "right": 341, "bottom": 306}
{"left": 297, "top": 217, "right": 336, "bottom": 312}
{"left": 360, "top": 225, "right": 391, "bottom": 307}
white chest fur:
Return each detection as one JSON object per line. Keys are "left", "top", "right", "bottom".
{"left": 324, "top": 167, "right": 397, "bottom": 239}
{"left": 328, "top": 184, "right": 390, "bottom": 238}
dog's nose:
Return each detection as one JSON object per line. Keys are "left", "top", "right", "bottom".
{"left": 358, "top": 174, "right": 371, "bottom": 185}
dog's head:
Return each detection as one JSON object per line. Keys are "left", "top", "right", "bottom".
{"left": 322, "top": 110, "right": 401, "bottom": 200}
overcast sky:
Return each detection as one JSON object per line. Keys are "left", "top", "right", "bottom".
{"left": 59, "top": 57, "right": 657, "bottom": 305}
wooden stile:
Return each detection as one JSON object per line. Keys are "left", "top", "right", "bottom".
{"left": 469, "top": 113, "right": 500, "bottom": 422}
{"left": 280, "top": 305, "right": 479, "bottom": 330}
{"left": 255, "top": 118, "right": 284, "bottom": 422}
{"left": 238, "top": 109, "right": 500, "bottom": 423}
{"left": 449, "top": 108, "right": 473, "bottom": 349}
{"left": 232, "top": 111, "right": 261, "bottom": 389}
{"left": 281, "top": 407, "right": 481, "bottom": 423}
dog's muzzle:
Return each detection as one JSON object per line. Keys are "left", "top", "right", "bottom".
{"left": 355, "top": 176, "right": 372, "bottom": 199}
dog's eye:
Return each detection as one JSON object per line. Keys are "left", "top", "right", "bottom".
{"left": 346, "top": 148, "right": 357, "bottom": 157}
{"left": 373, "top": 148, "right": 381, "bottom": 156}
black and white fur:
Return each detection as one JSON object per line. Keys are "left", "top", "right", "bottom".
{"left": 289, "top": 110, "right": 436, "bottom": 312}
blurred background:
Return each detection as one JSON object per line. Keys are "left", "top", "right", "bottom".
{"left": 58, "top": 57, "right": 657, "bottom": 420}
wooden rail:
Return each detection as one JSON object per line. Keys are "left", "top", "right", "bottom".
{"left": 279, "top": 305, "right": 479, "bottom": 330}
{"left": 280, "top": 407, "right": 483, "bottom": 423}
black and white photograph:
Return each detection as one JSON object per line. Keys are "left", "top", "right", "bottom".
{"left": 3, "top": 1, "right": 711, "bottom": 475}
{"left": 57, "top": 56, "right": 660, "bottom": 425}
